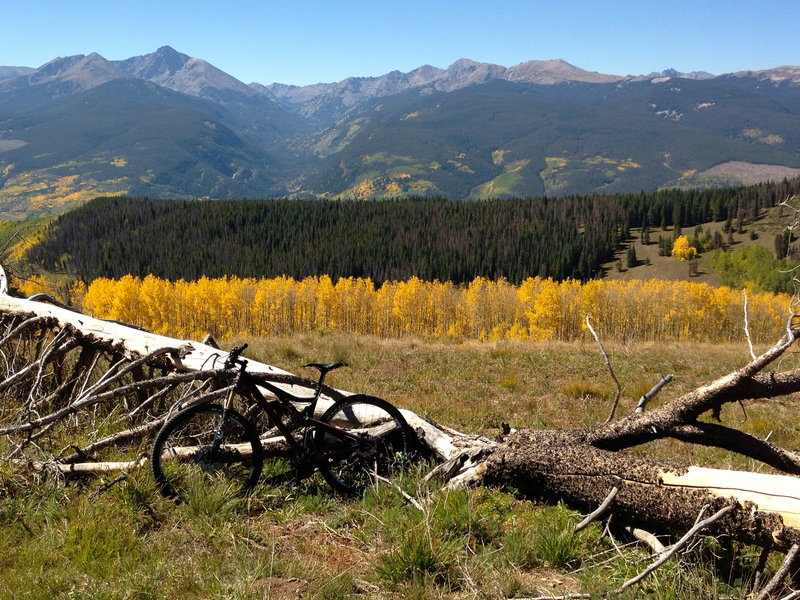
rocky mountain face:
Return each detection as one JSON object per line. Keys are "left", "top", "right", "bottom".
{"left": 729, "top": 65, "right": 800, "bottom": 84}
{"left": 117, "top": 46, "right": 259, "bottom": 101}
{"left": 1, "top": 47, "right": 800, "bottom": 218}
{"left": 0, "top": 53, "right": 128, "bottom": 97}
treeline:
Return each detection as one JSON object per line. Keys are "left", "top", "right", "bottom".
{"left": 27, "top": 177, "right": 800, "bottom": 284}
{"left": 63, "top": 274, "right": 786, "bottom": 344}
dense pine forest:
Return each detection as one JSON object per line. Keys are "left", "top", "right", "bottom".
{"left": 27, "top": 177, "right": 800, "bottom": 283}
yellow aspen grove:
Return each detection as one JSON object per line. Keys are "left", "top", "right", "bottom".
{"left": 428, "top": 280, "right": 459, "bottom": 337}
{"left": 77, "top": 274, "right": 788, "bottom": 344}
{"left": 334, "top": 277, "right": 376, "bottom": 334}
{"left": 672, "top": 235, "right": 698, "bottom": 262}
{"left": 459, "top": 277, "right": 490, "bottom": 339}
{"left": 139, "top": 274, "right": 173, "bottom": 335}
{"left": 105, "top": 275, "right": 141, "bottom": 325}
{"left": 252, "top": 276, "right": 298, "bottom": 336}
{"left": 295, "top": 277, "right": 319, "bottom": 333}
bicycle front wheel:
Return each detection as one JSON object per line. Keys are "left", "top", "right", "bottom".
{"left": 314, "top": 395, "right": 414, "bottom": 495}
{"left": 151, "top": 403, "right": 263, "bottom": 501}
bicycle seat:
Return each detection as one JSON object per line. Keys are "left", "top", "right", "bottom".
{"left": 303, "top": 362, "right": 347, "bottom": 375}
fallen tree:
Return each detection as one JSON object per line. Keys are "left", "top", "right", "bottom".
{"left": 4, "top": 271, "right": 800, "bottom": 596}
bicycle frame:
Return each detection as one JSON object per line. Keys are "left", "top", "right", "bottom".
{"left": 152, "top": 344, "right": 414, "bottom": 499}
{"left": 222, "top": 364, "right": 361, "bottom": 468}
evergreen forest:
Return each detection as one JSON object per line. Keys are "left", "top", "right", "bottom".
{"left": 27, "top": 177, "right": 800, "bottom": 284}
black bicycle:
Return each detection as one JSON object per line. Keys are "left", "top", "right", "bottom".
{"left": 151, "top": 344, "right": 414, "bottom": 501}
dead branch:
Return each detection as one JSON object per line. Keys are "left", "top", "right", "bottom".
{"left": 0, "top": 370, "right": 224, "bottom": 436}
{"left": 0, "top": 315, "right": 50, "bottom": 348}
{"left": 574, "top": 486, "right": 618, "bottom": 532}
{"left": 585, "top": 315, "right": 622, "bottom": 424}
{"left": 618, "top": 504, "right": 734, "bottom": 592}
{"left": 666, "top": 422, "right": 800, "bottom": 475}
{"left": 17, "top": 457, "right": 147, "bottom": 474}
{"left": 634, "top": 374, "right": 673, "bottom": 413}
{"left": 585, "top": 327, "right": 800, "bottom": 452}
{"left": 754, "top": 543, "right": 800, "bottom": 600}
{"left": 744, "top": 290, "right": 758, "bottom": 360}
{"left": 623, "top": 526, "right": 666, "bottom": 555}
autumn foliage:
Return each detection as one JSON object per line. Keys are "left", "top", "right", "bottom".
{"left": 671, "top": 235, "right": 698, "bottom": 262}
{"left": 75, "top": 274, "right": 788, "bottom": 344}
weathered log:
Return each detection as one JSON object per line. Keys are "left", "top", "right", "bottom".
{"left": 482, "top": 428, "right": 800, "bottom": 550}
{"left": 0, "top": 293, "right": 297, "bottom": 385}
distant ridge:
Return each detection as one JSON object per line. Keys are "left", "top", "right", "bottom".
{"left": 0, "top": 66, "right": 35, "bottom": 81}
{"left": 729, "top": 65, "right": 800, "bottom": 84}
{"left": 258, "top": 57, "right": 624, "bottom": 113}
{"left": 645, "top": 68, "right": 715, "bottom": 80}
{"left": 8, "top": 53, "right": 129, "bottom": 93}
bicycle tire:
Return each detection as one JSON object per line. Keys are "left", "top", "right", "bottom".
{"left": 151, "top": 403, "right": 263, "bottom": 501}
{"left": 313, "top": 395, "right": 414, "bottom": 495}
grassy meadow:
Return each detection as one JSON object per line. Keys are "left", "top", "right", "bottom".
{"left": 3, "top": 333, "right": 800, "bottom": 599}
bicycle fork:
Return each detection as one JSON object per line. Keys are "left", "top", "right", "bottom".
{"left": 208, "top": 384, "right": 239, "bottom": 454}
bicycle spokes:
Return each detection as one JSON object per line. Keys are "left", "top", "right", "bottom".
{"left": 314, "top": 396, "right": 413, "bottom": 495}
{"left": 152, "top": 404, "right": 263, "bottom": 501}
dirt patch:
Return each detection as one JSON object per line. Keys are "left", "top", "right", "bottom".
{"left": 249, "top": 576, "right": 309, "bottom": 598}
{"left": 698, "top": 161, "right": 800, "bottom": 185}
{"left": 0, "top": 139, "right": 27, "bottom": 153}
{"left": 521, "top": 567, "right": 582, "bottom": 595}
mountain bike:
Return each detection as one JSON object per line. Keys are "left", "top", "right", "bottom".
{"left": 151, "top": 344, "right": 414, "bottom": 501}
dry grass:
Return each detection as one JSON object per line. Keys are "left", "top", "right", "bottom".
{"left": 4, "top": 334, "right": 800, "bottom": 598}
{"left": 239, "top": 334, "right": 795, "bottom": 445}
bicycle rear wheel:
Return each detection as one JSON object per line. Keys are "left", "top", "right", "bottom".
{"left": 151, "top": 403, "right": 263, "bottom": 501}
{"left": 314, "top": 395, "right": 414, "bottom": 495}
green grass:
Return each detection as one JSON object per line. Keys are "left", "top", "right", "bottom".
{"left": 3, "top": 336, "right": 800, "bottom": 598}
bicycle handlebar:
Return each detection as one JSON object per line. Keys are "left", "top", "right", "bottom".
{"left": 224, "top": 343, "right": 249, "bottom": 370}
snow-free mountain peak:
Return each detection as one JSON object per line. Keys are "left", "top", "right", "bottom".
{"left": 505, "top": 59, "right": 624, "bottom": 84}
{"left": 117, "top": 45, "right": 257, "bottom": 100}
{"left": 21, "top": 52, "right": 129, "bottom": 92}
{"left": 117, "top": 45, "right": 192, "bottom": 81}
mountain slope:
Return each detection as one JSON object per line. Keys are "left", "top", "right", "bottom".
{"left": 298, "top": 79, "right": 800, "bottom": 199}
{"left": 0, "top": 78, "right": 282, "bottom": 218}
{"left": 0, "top": 66, "right": 35, "bottom": 81}
{"left": 2, "top": 49, "right": 800, "bottom": 216}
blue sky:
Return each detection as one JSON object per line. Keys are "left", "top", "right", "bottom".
{"left": 2, "top": 1, "right": 798, "bottom": 86}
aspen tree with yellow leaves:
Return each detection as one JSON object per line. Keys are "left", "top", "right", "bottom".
{"left": 671, "top": 235, "right": 698, "bottom": 262}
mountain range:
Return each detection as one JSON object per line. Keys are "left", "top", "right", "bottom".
{"left": 1, "top": 46, "right": 800, "bottom": 219}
